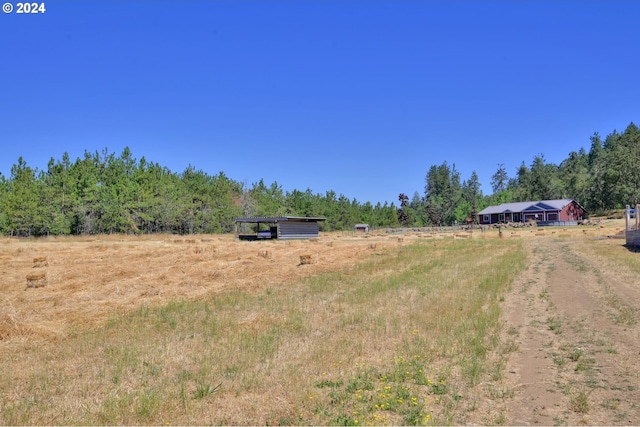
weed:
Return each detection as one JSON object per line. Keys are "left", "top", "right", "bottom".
{"left": 539, "top": 287, "right": 550, "bottom": 301}
{"left": 569, "top": 390, "right": 590, "bottom": 414}
{"left": 502, "top": 339, "right": 519, "bottom": 354}
{"left": 193, "top": 381, "right": 221, "bottom": 399}
{"left": 575, "top": 357, "right": 595, "bottom": 373}
{"left": 136, "top": 388, "right": 160, "bottom": 420}
{"left": 494, "top": 412, "right": 507, "bottom": 425}
{"left": 506, "top": 326, "right": 519, "bottom": 336}
{"left": 601, "top": 398, "right": 621, "bottom": 410}
{"left": 569, "top": 347, "right": 584, "bottom": 362}
{"left": 552, "top": 353, "right": 567, "bottom": 368}
{"left": 547, "top": 316, "right": 562, "bottom": 334}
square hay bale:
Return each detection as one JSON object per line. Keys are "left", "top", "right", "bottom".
{"left": 299, "top": 254, "right": 314, "bottom": 265}
{"left": 32, "top": 256, "right": 48, "bottom": 268}
{"left": 26, "top": 272, "right": 47, "bottom": 288}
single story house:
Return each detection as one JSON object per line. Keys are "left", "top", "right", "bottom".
{"left": 234, "top": 216, "right": 326, "bottom": 240}
{"left": 477, "top": 199, "right": 586, "bottom": 225}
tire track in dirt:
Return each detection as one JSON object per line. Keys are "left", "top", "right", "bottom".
{"left": 501, "top": 236, "right": 640, "bottom": 425}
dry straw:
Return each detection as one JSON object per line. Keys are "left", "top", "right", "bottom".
{"left": 26, "top": 272, "right": 47, "bottom": 288}
{"left": 32, "top": 256, "right": 48, "bottom": 267}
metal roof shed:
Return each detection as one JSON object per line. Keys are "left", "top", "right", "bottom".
{"left": 354, "top": 224, "right": 369, "bottom": 233}
{"left": 234, "top": 216, "right": 326, "bottom": 240}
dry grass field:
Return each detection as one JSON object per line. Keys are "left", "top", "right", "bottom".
{"left": 1, "top": 232, "right": 394, "bottom": 342}
{"left": 1, "top": 221, "right": 638, "bottom": 425}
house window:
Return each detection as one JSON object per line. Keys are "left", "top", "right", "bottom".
{"left": 498, "top": 214, "right": 505, "bottom": 222}
{"left": 483, "top": 215, "right": 490, "bottom": 222}
{"left": 513, "top": 214, "right": 520, "bottom": 221}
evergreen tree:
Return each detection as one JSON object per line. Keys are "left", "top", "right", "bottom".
{"left": 5, "top": 157, "right": 41, "bottom": 236}
{"left": 424, "top": 162, "right": 461, "bottom": 225}
{"left": 491, "top": 163, "right": 509, "bottom": 194}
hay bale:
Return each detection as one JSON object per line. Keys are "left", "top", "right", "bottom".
{"left": 299, "top": 254, "right": 314, "bottom": 265}
{"left": 26, "top": 272, "right": 47, "bottom": 288}
{"left": 368, "top": 243, "right": 377, "bottom": 249}
{"left": 259, "top": 250, "right": 272, "bottom": 259}
{"left": 33, "top": 256, "right": 48, "bottom": 268}
{"left": 185, "top": 239, "right": 196, "bottom": 244}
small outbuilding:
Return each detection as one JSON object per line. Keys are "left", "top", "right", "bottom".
{"left": 234, "top": 216, "right": 326, "bottom": 240}
{"left": 354, "top": 224, "right": 369, "bottom": 233}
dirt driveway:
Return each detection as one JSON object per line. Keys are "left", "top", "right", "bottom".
{"left": 500, "top": 235, "right": 640, "bottom": 425}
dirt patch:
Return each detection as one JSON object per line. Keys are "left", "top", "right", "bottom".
{"left": 501, "top": 235, "right": 640, "bottom": 425}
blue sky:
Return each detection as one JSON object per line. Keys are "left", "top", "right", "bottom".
{"left": 1, "top": 1, "right": 638, "bottom": 206}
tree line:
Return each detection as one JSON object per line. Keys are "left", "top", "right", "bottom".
{"left": 396, "top": 122, "right": 640, "bottom": 227}
{"left": 0, "top": 122, "right": 637, "bottom": 236}
{"left": 0, "top": 147, "right": 397, "bottom": 236}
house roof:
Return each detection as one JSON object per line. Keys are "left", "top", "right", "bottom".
{"left": 234, "top": 216, "right": 326, "bottom": 223}
{"left": 477, "top": 199, "right": 578, "bottom": 216}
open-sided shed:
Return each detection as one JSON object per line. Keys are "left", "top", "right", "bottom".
{"left": 354, "top": 224, "right": 369, "bottom": 233}
{"left": 234, "top": 216, "right": 326, "bottom": 240}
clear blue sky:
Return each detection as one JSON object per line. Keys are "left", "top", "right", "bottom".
{"left": 1, "top": 1, "right": 638, "bottom": 206}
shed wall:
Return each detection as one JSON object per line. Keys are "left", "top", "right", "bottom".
{"left": 277, "top": 221, "right": 319, "bottom": 240}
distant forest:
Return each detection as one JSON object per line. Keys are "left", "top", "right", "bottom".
{"left": 0, "top": 122, "right": 638, "bottom": 236}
